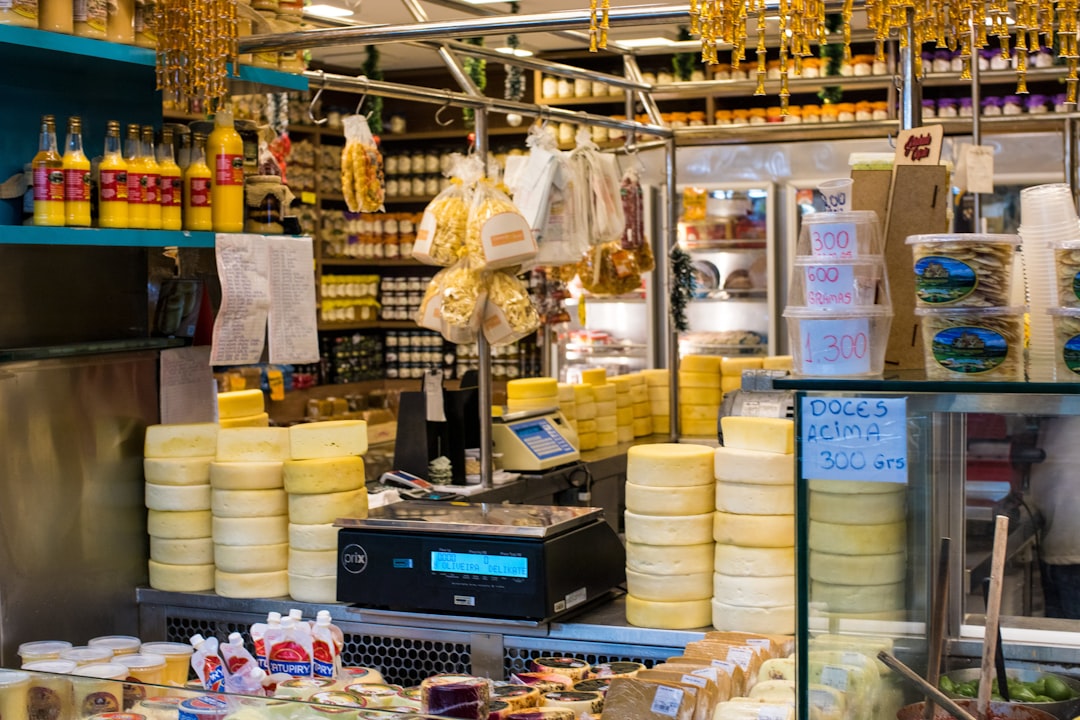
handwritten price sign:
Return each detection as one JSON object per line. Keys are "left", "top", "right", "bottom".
{"left": 809, "top": 222, "right": 857, "bottom": 259}
{"left": 805, "top": 264, "right": 856, "bottom": 308}
{"left": 799, "top": 317, "right": 871, "bottom": 375}
{"left": 800, "top": 396, "right": 908, "bottom": 483}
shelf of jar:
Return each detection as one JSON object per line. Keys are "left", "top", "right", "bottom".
{"left": 384, "top": 195, "right": 436, "bottom": 204}
{"left": 0, "top": 225, "right": 216, "bottom": 248}
{"left": 678, "top": 237, "right": 768, "bottom": 251}
{"left": 921, "top": 65, "right": 1066, "bottom": 88}
{"left": 317, "top": 320, "right": 420, "bottom": 331}
{"left": 536, "top": 93, "right": 628, "bottom": 106}
{"left": 378, "top": 127, "right": 528, "bottom": 142}
{"left": 318, "top": 257, "right": 426, "bottom": 267}
{"left": 651, "top": 72, "right": 894, "bottom": 100}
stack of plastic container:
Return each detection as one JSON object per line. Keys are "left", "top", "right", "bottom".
{"left": 783, "top": 210, "right": 892, "bottom": 376}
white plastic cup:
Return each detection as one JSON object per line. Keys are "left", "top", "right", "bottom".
{"left": 18, "top": 641, "right": 73, "bottom": 665}
{"left": 139, "top": 643, "right": 193, "bottom": 687}
{"left": 818, "top": 178, "right": 853, "bottom": 213}
{"left": 1020, "top": 183, "right": 1078, "bottom": 228}
{"left": 21, "top": 662, "right": 77, "bottom": 720}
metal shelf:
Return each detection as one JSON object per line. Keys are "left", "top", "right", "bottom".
{"left": 0, "top": 226, "right": 216, "bottom": 248}
{"left": 317, "top": 320, "right": 420, "bottom": 331}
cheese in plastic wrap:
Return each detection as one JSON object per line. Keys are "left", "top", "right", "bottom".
{"left": 598, "top": 677, "right": 697, "bottom": 720}
{"left": 483, "top": 271, "right": 540, "bottom": 345}
{"left": 466, "top": 179, "right": 537, "bottom": 270}
{"left": 578, "top": 241, "right": 642, "bottom": 296}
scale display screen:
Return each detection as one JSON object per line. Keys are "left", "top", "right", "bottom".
{"left": 510, "top": 418, "right": 576, "bottom": 460}
{"left": 430, "top": 551, "right": 529, "bottom": 578}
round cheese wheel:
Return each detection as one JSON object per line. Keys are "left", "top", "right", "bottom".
{"left": 572, "top": 384, "right": 595, "bottom": 402}
{"left": 558, "top": 404, "right": 576, "bottom": 420}
{"left": 715, "top": 481, "right": 795, "bottom": 515}
{"left": 493, "top": 686, "right": 541, "bottom": 711}
{"left": 615, "top": 394, "right": 632, "bottom": 410}
{"left": 715, "top": 447, "right": 795, "bottom": 485}
{"left": 711, "top": 599, "right": 794, "bottom": 635}
{"left": 625, "top": 595, "right": 711, "bottom": 630}
{"left": 288, "top": 548, "right": 338, "bottom": 576}
{"left": 721, "top": 376, "right": 741, "bottom": 394}
{"left": 556, "top": 383, "right": 576, "bottom": 402}
{"left": 808, "top": 520, "right": 906, "bottom": 555}
{"left": 678, "top": 371, "right": 720, "bottom": 389}
{"left": 680, "top": 355, "right": 723, "bottom": 373}
{"left": 283, "top": 456, "right": 366, "bottom": 494}
{"left": 214, "top": 542, "right": 288, "bottom": 573}
{"left": 288, "top": 488, "right": 368, "bottom": 524}
{"left": 627, "top": 443, "right": 714, "bottom": 487}
{"left": 508, "top": 398, "right": 561, "bottom": 413}
{"left": 144, "top": 457, "right": 214, "bottom": 486}
{"left": 616, "top": 426, "right": 634, "bottom": 443}
{"left": 640, "top": 369, "right": 669, "bottom": 387}
{"left": 629, "top": 385, "right": 649, "bottom": 403}
{"left": 145, "top": 423, "right": 219, "bottom": 459}
{"left": 217, "top": 390, "right": 265, "bottom": 419}
{"left": 540, "top": 691, "right": 603, "bottom": 717}
{"left": 762, "top": 356, "right": 793, "bottom": 371}
{"left": 507, "top": 378, "right": 559, "bottom": 400}
{"left": 810, "top": 580, "right": 906, "bottom": 612}
{"left": 810, "top": 550, "right": 907, "bottom": 585}
{"left": 596, "top": 401, "right": 617, "bottom": 417}
{"left": 713, "top": 511, "right": 794, "bottom": 548}
{"left": 721, "top": 357, "right": 763, "bottom": 376}
{"left": 808, "top": 479, "right": 906, "bottom": 495}
{"left": 626, "top": 569, "right": 712, "bottom": 601}
{"left": 596, "top": 431, "right": 618, "bottom": 448}
{"left": 145, "top": 482, "right": 211, "bottom": 512}
{"left": 211, "top": 488, "right": 287, "bottom": 518}
{"left": 288, "top": 573, "right": 337, "bottom": 603}
{"left": 580, "top": 369, "right": 607, "bottom": 386}
{"left": 149, "top": 536, "right": 214, "bottom": 565}
{"left": 610, "top": 375, "right": 634, "bottom": 392}
{"left": 713, "top": 572, "right": 795, "bottom": 607}
{"left": 625, "top": 511, "right": 714, "bottom": 546}
{"left": 714, "top": 543, "right": 795, "bottom": 577}
{"left": 681, "top": 419, "right": 718, "bottom": 437}
{"left": 289, "top": 420, "right": 368, "bottom": 460}
{"left": 592, "top": 385, "right": 617, "bottom": 402}
{"left": 209, "top": 461, "right": 283, "bottom": 490}
{"left": 595, "top": 416, "right": 617, "bottom": 433}
{"left": 626, "top": 541, "right": 714, "bottom": 575}
{"left": 529, "top": 658, "right": 590, "bottom": 682}
{"left": 648, "top": 386, "right": 670, "bottom": 403}
{"left": 219, "top": 413, "right": 270, "bottom": 429}
{"left": 652, "top": 416, "right": 670, "bottom": 434}
{"left": 625, "top": 482, "right": 713, "bottom": 516}
{"left": 650, "top": 400, "right": 671, "bottom": 415}
{"left": 809, "top": 608, "right": 907, "bottom": 622}
{"left": 632, "top": 402, "right": 651, "bottom": 419}
{"left": 212, "top": 515, "right": 287, "bottom": 546}
{"left": 577, "top": 433, "right": 597, "bottom": 451}
{"left": 576, "top": 420, "right": 598, "bottom": 435}
{"left": 615, "top": 407, "right": 633, "bottom": 425}
{"left": 632, "top": 417, "right": 653, "bottom": 437}
{"left": 147, "top": 509, "right": 212, "bottom": 539}
{"left": 288, "top": 522, "right": 339, "bottom": 551}
{"left": 148, "top": 560, "right": 214, "bottom": 592}
{"left": 576, "top": 402, "right": 597, "bottom": 421}
{"left": 809, "top": 489, "right": 906, "bottom": 525}
{"left": 216, "top": 427, "right": 291, "bottom": 462}
{"left": 215, "top": 569, "right": 289, "bottom": 599}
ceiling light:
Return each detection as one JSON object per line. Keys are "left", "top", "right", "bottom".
{"left": 304, "top": 4, "right": 354, "bottom": 18}
{"left": 616, "top": 36, "right": 678, "bottom": 49}
{"left": 494, "top": 46, "right": 534, "bottom": 57}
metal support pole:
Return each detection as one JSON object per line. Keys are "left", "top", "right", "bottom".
{"left": 400, "top": 0, "right": 482, "bottom": 98}
{"left": 899, "top": 7, "right": 922, "bottom": 130}
{"left": 664, "top": 137, "right": 679, "bottom": 442}
{"left": 623, "top": 55, "right": 664, "bottom": 127}
{"left": 1066, "top": 117, "right": 1078, "bottom": 206}
{"left": 970, "top": 19, "right": 982, "bottom": 229}
{"left": 474, "top": 108, "right": 494, "bottom": 489}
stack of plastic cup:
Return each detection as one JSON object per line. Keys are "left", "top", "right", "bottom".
{"left": 783, "top": 207, "right": 893, "bottom": 376}
{"left": 1019, "top": 183, "right": 1080, "bottom": 380}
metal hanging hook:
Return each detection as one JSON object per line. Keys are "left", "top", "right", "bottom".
{"left": 354, "top": 75, "right": 369, "bottom": 116}
{"left": 308, "top": 71, "right": 328, "bottom": 126}
{"left": 434, "top": 89, "right": 455, "bottom": 127}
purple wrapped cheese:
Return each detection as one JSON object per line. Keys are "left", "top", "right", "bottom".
{"left": 420, "top": 675, "right": 491, "bottom": 720}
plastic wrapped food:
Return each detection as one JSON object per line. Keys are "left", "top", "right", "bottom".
{"left": 440, "top": 259, "right": 487, "bottom": 332}
{"left": 620, "top": 168, "right": 645, "bottom": 251}
{"left": 414, "top": 154, "right": 482, "bottom": 266}
{"left": 483, "top": 271, "right": 540, "bottom": 345}
{"left": 420, "top": 675, "right": 491, "bottom": 719}
{"left": 340, "top": 115, "right": 384, "bottom": 213}
{"left": 633, "top": 240, "right": 655, "bottom": 273}
{"left": 577, "top": 241, "right": 642, "bottom": 296}
{"left": 465, "top": 179, "right": 537, "bottom": 269}
{"left": 567, "top": 131, "right": 625, "bottom": 246}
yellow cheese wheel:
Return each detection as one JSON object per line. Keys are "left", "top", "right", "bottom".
{"left": 218, "top": 390, "right": 265, "bottom": 419}
{"left": 145, "top": 423, "right": 219, "bottom": 459}
{"left": 715, "top": 481, "right": 796, "bottom": 515}
{"left": 149, "top": 536, "right": 214, "bottom": 565}
{"left": 288, "top": 548, "right": 338, "bottom": 576}
{"left": 648, "top": 386, "right": 670, "bottom": 403}
{"left": 721, "top": 357, "right": 764, "bottom": 376}
{"left": 808, "top": 520, "right": 906, "bottom": 555}
{"left": 713, "top": 511, "right": 794, "bottom": 547}
{"left": 289, "top": 420, "right": 368, "bottom": 460}
{"left": 632, "top": 417, "right": 653, "bottom": 437}
{"left": 283, "top": 456, "right": 366, "bottom": 494}
{"left": 809, "top": 479, "right": 906, "bottom": 494}
{"left": 214, "top": 542, "right": 289, "bottom": 573}
{"left": 559, "top": 407, "right": 577, "bottom": 422}
{"left": 652, "top": 415, "right": 670, "bottom": 433}
{"left": 288, "top": 488, "right": 368, "bottom": 524}
{"left": 627, "top": 373, "right": 647, "bottom": 387}
{"left": 640, "top": 369, "right": 670, "bottom": 387}
{"left": 681, "top": 419, "right": 717, "bottom": 437}
{"left": 577, "top": 420, "right": 598, "bottom": 435}
{"left": 682, "top": 387, "right": 723, "bottom": 405}
{"left": 627, "top": 443, "right": 714, "bottom": 487}
{"left": 680, "top": 355, "right": 724, "bottom": 373}
{"left": 596, "top": 431, "right": 618, "bottom": 447}
{"left": 580, "top": 368, "right": 607, "bottom": 386}
{"left": 627, "top": 569, "right": 712, "bottom": 601}
{"left": 720, "top": 417, "right": 794, "bottom": 454}
{"left": 212, "top": 515, "right": 288, "bottom": 546}
{"left": 711, "top": 599, "right": 794, "bottom": 635}
{"left": 556, "top": 383, "right": 576, "bottom": 402}
{"left": 629, "top": 385, "right": 650, "bottom": 403}
{"left": 507, "top": 378, "right": 559, "bottom": 400}
{"left": 616, "top": 426, "right": 634, "bottom": 443}
{"left": 288, "top": 573, "right": 338, "bottom": 603}
{"left": 288, "top": 522, "right": 339, "bottom": 551}
{"left": 219, "top": 413, "right": 270, "bottom": 429}
{"left": 678, "top": 371, "right": 720, "bottom": 389}
{"left": 611, "top": 376, "right": 634, "bottom": 393}
{"left": 615, "top": 407, "right": 634, "bottom": 425}
{"left": 578, "top": 432, "right": 598, "bottom": 451}
{"left": 809, "top": 488, "right": 906, "bottom": 525}
{"left": 144, "top": 456, "right": 214, "bottom": 486}
{"left": 763, "top": 356, "right": 793, "bottom": 371}
{"left": 615, "top": 393, "right": 632, "bottom": 409}
{"left": 715, "top": 543, "right": 795, "bottom": 577}
{"left": 721, "top": 376, "right": 742, "bottom": 394}
{"left": 810, "top": 580, "right": 905, "bottom": 612}
{"left": 632, "top": 402, "right": 651, "bottom": 419}
{"left": 576, "top": 402, "right": 597, "bottom": 421}
{"left": 572, "top": 384, "right": 595, "bottom": 402}
{"left": 679, "top": 403, "right": 720, "bottom": 422}
{"left": 145, "top": 482, "right": 211, "bottom": 512}
{"left": 596, "top": 401, "right": 617, "bottom": 416}
{"left": 148, "top": 560, "right": 215, "bottom": 592}
{"left": 215, "top": 569, "right": 289, "bottom": 599}
{"left": 809, "top": 550, "right": 907, "bottom": 585}
{"left": 625, "top": 510, "right": 714, "bottom": 546}
{"left": 626, "top": 595, "right": 711, "bottom": 629}
{"left": 715, "top": 447, "right": 794, "bottom": 485}
{"left": 211, "top": 488, "right": 288, "bottom": 518}
{"left": 508, "top": 398, "right": 561, "bottom": 412}
{"left": 147, "top": 509, "right": 212, "bottom": 539}
{"left": 592, "top": 384, "right": 617, "bottom": 402}
{"left": 713, "top": 572, "right": 794, "bottom": 607}
{"left": 596, "top": 416, "right": 617, "bottom": 433}
{"left": 626, "top": 541, "right": 714, "bottom": 575}
{"left": 216, "top": 427, "right": 291, "bottom": 462}
{"left": 209, "top": 461, "right": 283, "bottom": 490}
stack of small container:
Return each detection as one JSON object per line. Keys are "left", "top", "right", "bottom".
{"left": 784, "top": 209, "right": 893, "bottom": 376}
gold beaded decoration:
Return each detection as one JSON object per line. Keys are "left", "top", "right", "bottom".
{"left": 156, "top": 0, "right": 239, "bottom": 113}
{"left": 588, "top": 0, "right": 610, "bottom": 50}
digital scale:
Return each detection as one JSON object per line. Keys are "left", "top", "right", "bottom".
{"left": 335, "top": 502, "right": 625, "bottom": 622}
{"left": 491, "top": 408, "right": 580, "bottom": 472}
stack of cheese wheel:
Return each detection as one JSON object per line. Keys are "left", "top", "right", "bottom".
{"left": 720, "top": 357, "right": 763, "bottom": 397}
{"left": 640, "top": 369, "right": 670, "bottom": 435}
{"left": 556, "top": 383, "right": 577, "bottom": 434}
{"left": 624, "top": 443, "right": 715, "bottom": 630}
{"left": 144, "top": 423, "right": 218, "bottom": 592}
{"left": 573, "top": 384, "right": 597, "bottom": 451}
{"left": 217, "top": 389, "right": 269, "bottom": 429}
{"left": 580, "top": 368, "right": 607, "bottom": 387}
{"left": 678, "top": 355, "right": 722, "bottom": 437}
{"left": 610, "top": 375, "right": 635, "bottom": 444}
{"left": 506, "top": 378, "right": 560, "bottom": 415}
{"left": 626, "top": 374, "right": 652, "bottom": 438}
{"left": 592, "top": 382, "right": 618, "bottom": 448}
{"left": 712, "top": 416, "right": 796, "bottom": 634}
{"left": 763, "top": 355, "right": 794, "bottom": 372}
{"left": 808, "top": 479, "right": 907, "bottom": 620}
{"left": 285, "top": 420, "right": 370, "bottom": 603}
{"left": 212, "top": 427, "right": 292, "bottom": 598}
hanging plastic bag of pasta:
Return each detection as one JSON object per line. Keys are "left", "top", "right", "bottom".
{"left": 619, "top": 166, "right": 654, "bottom": 272}
{"left": 465, "top": 178, "right": 537, "bottom": 270}
{"left": 414, "top": 154, "right": 482, "bottom": 266}
{"left": 340, "top": 114, "right": 384, "bottom": 213}
{"left": 439, "top": 258, "right": 488, "bottom": 344}
{"left": 568, "top": 128, "right": 625, "bottom": 246}
{"left": 577, "top": 240, "right": 642, "bottom": 296}
{"left": 483, "top": 270, "right": 540, "bottom": 345}
{"left": 416, "top": 266, "right": 450, "bottom": 334}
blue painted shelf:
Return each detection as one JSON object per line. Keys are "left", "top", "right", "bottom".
{"left": 0, "top": 226, "right": 216, "bottom": 248}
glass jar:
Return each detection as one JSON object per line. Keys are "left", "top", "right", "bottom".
{"left": 732, "top": 108, "right": 751, "bottom": 125}
{"left": 873, "top": 57, "right": 889, "bottom": 75}
{"left": 245, "top": 175, "right": 286, "bottom": 234}
{"left": 389, "top": 115, "right": 407, "bottom": 134}
{"left": 385, "top": 178, "right": 399, "bottom": 198}
{"left": 656, "top": 70, "right": 674, "bottom": 85}
{"left": 574, "top": 78, "right": 590, "bottom": 97}
{"left": 854, "top": 101, "right": 873, "bottom": 122}
{"left": 765, "top": 107, "right": 783, "bottom": 123}
{"left": 989, "top": 51, "right": 1010, "bottom": 71}
{"left": 932, "top": 50, "right": 952, "bottom": 74}
{"left": 542, "top": 75, "right": 557, "bottom": 98}
{"left": 1055, "top": 94, "right": 1069, "bottom": 113}
{"left": 558, "top": 122, "right": 575, "bottom": 146}
{"left": 39, "top": 0, "right": 71, "bottom": 32}
{"left": 958, "top": 97, "right": 974, "bottom": 117}
{"left": 556, "top": 77, "right": 573, "bottom": 98}
{"left": 836, "top": 103, "right": 856, "bottom": 123}
{"left": 936, "top": 98, "right": 958, "bottom": 118}
{"left": 424, "top": 151, "right": 439, "bottom": 174}
{"left": 921, "top": 99, "right": 937, "bottom": 118}
{"left": 74, "top": 0, "right": 107, "bottom": 39}
{"left": 713, "top": 63, "right": 732, "bottom": 81}
{"left": 385, "top": 155, "right": 399, "bottom": 176}
{"left": 398, "top": 152, "right": 413, "bottom": 175}
{"left": 785, "top": 107, "right": 802, "bottom": 124}
{"left": 688, "top": 111, "right": 706, "bottom": 127}
{"left": 853, "top": 54, "right": 874, "bottom": 76}
{"left": 592, "top": 80, "right": 607, "bottom": 97}
{"left": 409, "top": 176, "right": 424, "bottom": 197}
{"left": 1034, "top": 47, "right": 1055, "bottom": 69}
{"left": 801, "top": 58, "right": 821, "bottom": 78}
{"left": 1026, "top": 94, "right": 1048, "bottom": 114}
{"left": 0, "top": 0, "right": 37, "bottom": 28}
{"left": 766, "top": 60, "right": 781, "bottom": 80}
{"left": 748, "top": 108, "right": 767, "bottom": 125}
{"left": 250, "top": 11, "right": 278, "bottom": 68}
{"left": 590, "top": 125, "right": 609, "bottom": 143}
{"left": 690, "top": 69, "right": 705, "bottom": 82}
{"left": 950, "top": 53, "right": 964, "bottom": 73}
{"left": 425, "top": 176, "right": 440, "bottom": 196}
{"left": 1002, "top": 95, "right": 1023, "bottom": 115}
{"left": 981, "top": 96, "right": 1003, "bottom": 116}
{"left": 802, "top": 105, "right": 821, "bottom": 123}
{"left": 669, "top": 112, "right": 688, "bottom": 129}
{"left": 276, "top": 15, "right": 305, "bottom": 72}
{"left": 871, "top": 101, "right": 889, "bottom": 121}
{"left": 819, "top": 104, "right": 839, "bottom": 123}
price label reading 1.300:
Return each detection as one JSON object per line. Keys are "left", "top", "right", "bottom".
{"left": 809, "top": 222, "right": 857, "bottom": 259}
{"left": 799, "top": 317, "right": 871, "bottom": 375}
{"left": 800, "top": 396, "right": 908, "bottom": 484}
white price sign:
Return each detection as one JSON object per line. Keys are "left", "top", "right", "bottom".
{"left": 800, "top": 396, "right": 908, "bottom": 483}
{"left": 809, "top": 222, "right": 857, "bottom": 258}
{"left": 799, "top": 317, "right": 872, "bottom": 375}
{"left": 805, "top": 264, "right": 856, "bottom": 308}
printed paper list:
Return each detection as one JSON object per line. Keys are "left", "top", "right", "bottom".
{"left": 211, "top": 234, "right": 270, "bottom": 365}
{"left": 268, "top": 236, "right": 319, "bottom": 364}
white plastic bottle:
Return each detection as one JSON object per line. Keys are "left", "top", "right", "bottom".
{"left": 252, "top": 611, "right": 281, "bottom": 671}
{"left": 311, "top": 610, "right": 341, "bottom": 679}
{"left": 266, "top": 617, "right": 312, "bottom": 678}
{"left": 189, "top": 634, "right": 226, "bottom": 691}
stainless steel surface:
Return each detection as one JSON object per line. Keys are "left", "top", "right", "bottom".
{"left": 623, "top": 55, "right": 663, "bottom": 127}
{"left": 399, "top": 0, "right": 481, "bottom": 100}
{"left": 0, "top": 352, "right": 158, "bottom": 666}
{"left": 475, "top": 107, "right": 494, "bottom": 491}
{"left": 499, "top": 407, "right": 561, "bottom": 422}
{"left": 336, "top": 501, "right": 605, "bottom": 538}
{"left": 970, "top": 20, "right": 982, "bottom": 227}
{"left": 446, "top": 41, "right": 647, "bottom": 93}
{"left": 900, "top": 7, "right": 922, "bottom": 130}
{"left": 665, "top": 136, "right": 679, "bottom": 440}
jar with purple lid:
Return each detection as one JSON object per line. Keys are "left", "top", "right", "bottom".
{"left": 951, "top": 52, "right": 964, "bottom": 72}
{"left": 1033, "top": 46, "right": 1055, "bottom": 68}
{"left": 1003, "top": 95, "right": 1023, "bottom": 115}
{"left": 921, "top": 51, "right": 935, "bottom": 72}
{"left": 958, "top": 97, "right": 974, "bottom": 117}
{"left": 982, "top": 96, "right": 1003, "bottom": 115}
{"left": 937, "top": 97, "right": 959, "bottom": 118}
{"left": 933, "top": 50, "right": 952, "bottom": 73}
{"left": 1054, "top": 94, "right": 1069, "bottom": 113}
{"left": 989, "top": 50, "right": 1010, "bottom": 71}
{"left": 1026, "top": 94, "right": 1049, "bottom": 114}
{"left": 979, "top": 49, "right": 994, "bottom": 71}
{"left": 921, "top": 98, "right": 937, "bottom": 118}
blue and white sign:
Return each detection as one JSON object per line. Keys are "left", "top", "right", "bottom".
{"left": 800, "top": 396, "right": 907, "bottom": 483}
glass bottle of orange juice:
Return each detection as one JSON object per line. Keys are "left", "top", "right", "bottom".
{"left": 207, "top": 110, "right": 245, "bottom": 233}
{"left": 32, "top": 114, "right": 64, "bottom": 226}
{"left": 124, "top": 123, "right": 146, "bottom": 228}
{"left": 98, "top": 120, "right": 128, "bottom": 228}
{"left": 184, "top": 133, "right": 213, "bottom": 231}
{"left": 158, "top": 127, "right": 182, "bottom": 231}
{"left": 141, "top": 126, "right": 161, "bottom": 230}
{"left": 62, "top": 116, "right": 91, "bottom": 227}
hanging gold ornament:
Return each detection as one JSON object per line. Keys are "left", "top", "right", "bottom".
{"left": 156, "top": 0, "right": 238, "bottom": 113}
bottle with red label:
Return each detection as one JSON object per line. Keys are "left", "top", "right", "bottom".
{"left": 311, "top": 610, "right": 342, "bottom": 679}
{"left": 62, "top": 115, "right": 91, "bottom": 227}
{"left": 124, "top": 123, "right": 147, "bottom": 228}
{"left": 206, "top": 109, "right": 244, "bottom": 233}
{"left": 32, "top": 114, "right": 64, "bottom": 226}
{"left": 189, "top": 633, "right": 226, "bottom": 692}
{"left": 98, "top": 120, "right": 128, "bottom": 228}
{"left": 157, "top": 127, "right": 182, "bottom": 231}
{"left": 140, "top": 126, "right": 161, "bottom": 230}
{"left": 184, "top": 132, "right": 213, "bottom": 231}
{"left": 265, "top": 616, "right": 312, "bottom": 678}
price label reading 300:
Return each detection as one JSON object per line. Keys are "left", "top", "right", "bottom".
{"left": 799, "top": 317, "right": 871, "bottom": 375}
{"left": 809, "top": 222, "right": 857, "bottom": 259}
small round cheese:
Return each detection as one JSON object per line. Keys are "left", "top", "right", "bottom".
{"left": 581, "top": 369, "right": 607, "bottom": 386}
{"left": 626, "top": 569, "right": 712, "bottom": 601}
{"left": 288, "top": 522, "right": 339, "bottom": 551}
{"left": 149, "top": 536, "right": 214, "bottom": 565}
{"left": 576, "top": 420, "right": 598, "bottom": 435}
{"left": 627, "top": 443, "right": 715, "bottom": 487}
{"left": 616, "top": 426, "right": 634, "bottom": 443}
{"left": 288, "top": 573, "right": 337, "bottom": 603}
{"left": 289, "top": 420, "right": 368, "bottom": 460}
{"left": 640, "top": 369, "right": 669, "bottom": 387}
{"left": 632, "top": 402, "right": 651, "bottom": 419}
{"left": 148, "top": 560, "right": 215, "bottom": 591}
{"left": 713, "top": 511, "right": 794, "bottom": 548}
{"left": 577, "top": 433, "right": 597, "bottom": 451}
{"left": 145, "top": 482, "right": 211, "bottom": 512}
{"left": 714, "top": 544, "right": 795, "bottom": 577}
{"left": 596, "top": 401, "right": 617, "bottom": 417}
{"left": 625, "top": 595, "right": 711, "bottom": 630}
{"left": 147, "top": 509, "right": 212, "bottom": 539}
{"left": 615, "top": 407, "right": 633, "bottom": 425}
{"left": 507, "top": 378, "right": 559, "bottom": 400}
{"left": 540, "top": 691, "right": 603, "bottom": 717}
{"left": 216, "top": 427, "right": 290, "bottom": 462}
{"left": 211, "top": 488, "right": 287, "bottom": 518}
{"left": 715, "top": 447, "right": 794, "bottom": 485}
{"left": 283, "top": 456, "right": 366, "bottom": 494}
{"left": 212, "top": 515, "right": 288, "bottom": 546}
{"left": 629, "top": 385, "right": 650, "bottom": 403}
{"left": 556, "top": 383, "right": 576, "bottom": 402}
{"left": 678, "top": 371, "right": 720, "bottom": 389}
{"left": 648, "top": 386, "right": 670, "bottom": 404}
{"left": 596, "top": 416, "right": 617, "bottom": 433}
{"left": 713, "top": 572, "right": 795, "bottom": 607}
{"left": 493, "top": 686, "right": 541, "bottom": 711}
{"left": 810, "top": 580, "right": 905, "bottom": 612}
{"left": 625, "top": 511, "right": 714, "bottom": 546}
{"left": 809, "top": 551, "right": 907, "bottom": 585}
{"left": 632, "top": 417, "right": 653, "bottom": 437}
{"left": 572, "top": 384, "right": 595, "bottom": 402}
{"left": 209, "top": 461, "right": 283, "bottom": 490}
{"left": 592, "top": 385, "right": 617, "bottom": 402}
{"left": 214, "top": 542, "right": 289, "bottom": 573}
{"left": 217, "top": 390, "right": 266, "bottom": 419}
{"left": 215, "top": 569, "right": 289, "bottom": 599}
{"left": 652, "top": 416, "right": 670, "bottom": 434}
{"left": 720, "top": 417, "right": 794, "bottom": 454}
{"left": 288, "top": 548, "right": 338, "bottom": 576}
{"left": 143, "top": 457, "right": 213, "bottom": 486}
{"left": 680, "top": 355, "right": 723, "bottom": 373}
{"left": 145, "top": 423, "right": 219, "bottom": 459}
{"left": 576, "top": 402, "right": 597, "bottom": 421}
{"left": 716, "top": 481, "right": 795, "bottom": 515}
{"left": 626, "top": 542, "right": 714, "bottom": 575}
{"left": 809, "top": 488, "right": 906, "bottom": 525}
{"left": 596, "top": 431, "right": 618, "bottom": 447}
{"left": 625, "top": 482, "right": 713, "bottom": 516}
{"left": 711, "top": 600, "right": 794, "bottom": 634}
{"left": 288, "top": 488, "right": 368, "bottom": 524}
{"left": 219, "top": 413, "right": 270, "bottom": 429}
{"left": 615, "top": 394, "right": 632, "bottom": 409}
{"left": 808, "top": 520, "right": 906, "bottom": 555}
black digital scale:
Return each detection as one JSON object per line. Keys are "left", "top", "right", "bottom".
{"left": 335, "top": 502, "right": 626, "bottom": 622}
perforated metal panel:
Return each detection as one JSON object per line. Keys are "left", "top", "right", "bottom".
{"left": 342, "top": 635, "right": 470, "bottom": 687}
{"left": 166, "top": 617, "right": 251, "bottom": 645}
{"left": 502, "top": 638, "right": 679, "bottom": 678}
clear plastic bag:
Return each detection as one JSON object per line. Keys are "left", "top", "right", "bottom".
{"left": 341, "top": 114, "right": 384, "bottom": 213}
{"left": 483, "top": 270, "right": 540, "bottom": 345}
{"left": 465, "top": 178, "right": 537, "bottom": 270}
{"left": 414, "top": 154, "right": 482, "bottom": 266}
{"left": 577, "top": 241, "right": 642, "bottom": 296}
{"left": 439, "top": 258, "right": 487, "bottom": 343}
{"left": 568, "top": 129, "right": 626, "bottom": 246}
{"left": 620, "top": 166, "right": 645, "bottom": 250}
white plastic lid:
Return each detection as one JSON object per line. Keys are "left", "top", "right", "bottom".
{"left": 906, "top": 233, "right": 1020, "bottom": 246}
{"left": 18, "top": 640, "right": 72, "bottom": 657}
{"left": 802, "top": 210, "right": 880, "bottom": 226}
{"left": 21, "top": 660, "right": 78, "bottom": 673}
{"left": 71, "top": 662, "right": 127, "bottom": 680}
{"left": 113, "top": 653, "right": 166, "bottom": 669}
{"left": 783, "top": 305, "right": 893, "bottom": 318}
{"left": 87, "top": 636, "right": 142, "bottom": 652}
{"left": 914, "top": 305, "right": 1026, "bottom": 317}
{"left": 139, "top": 642, "right": 193, "bottom": 657}
{"left": 0, "top": 670, "right": 30, "bottom": 687}
{"left": 60, "top": 646, "right": 114, "bottom": 663}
